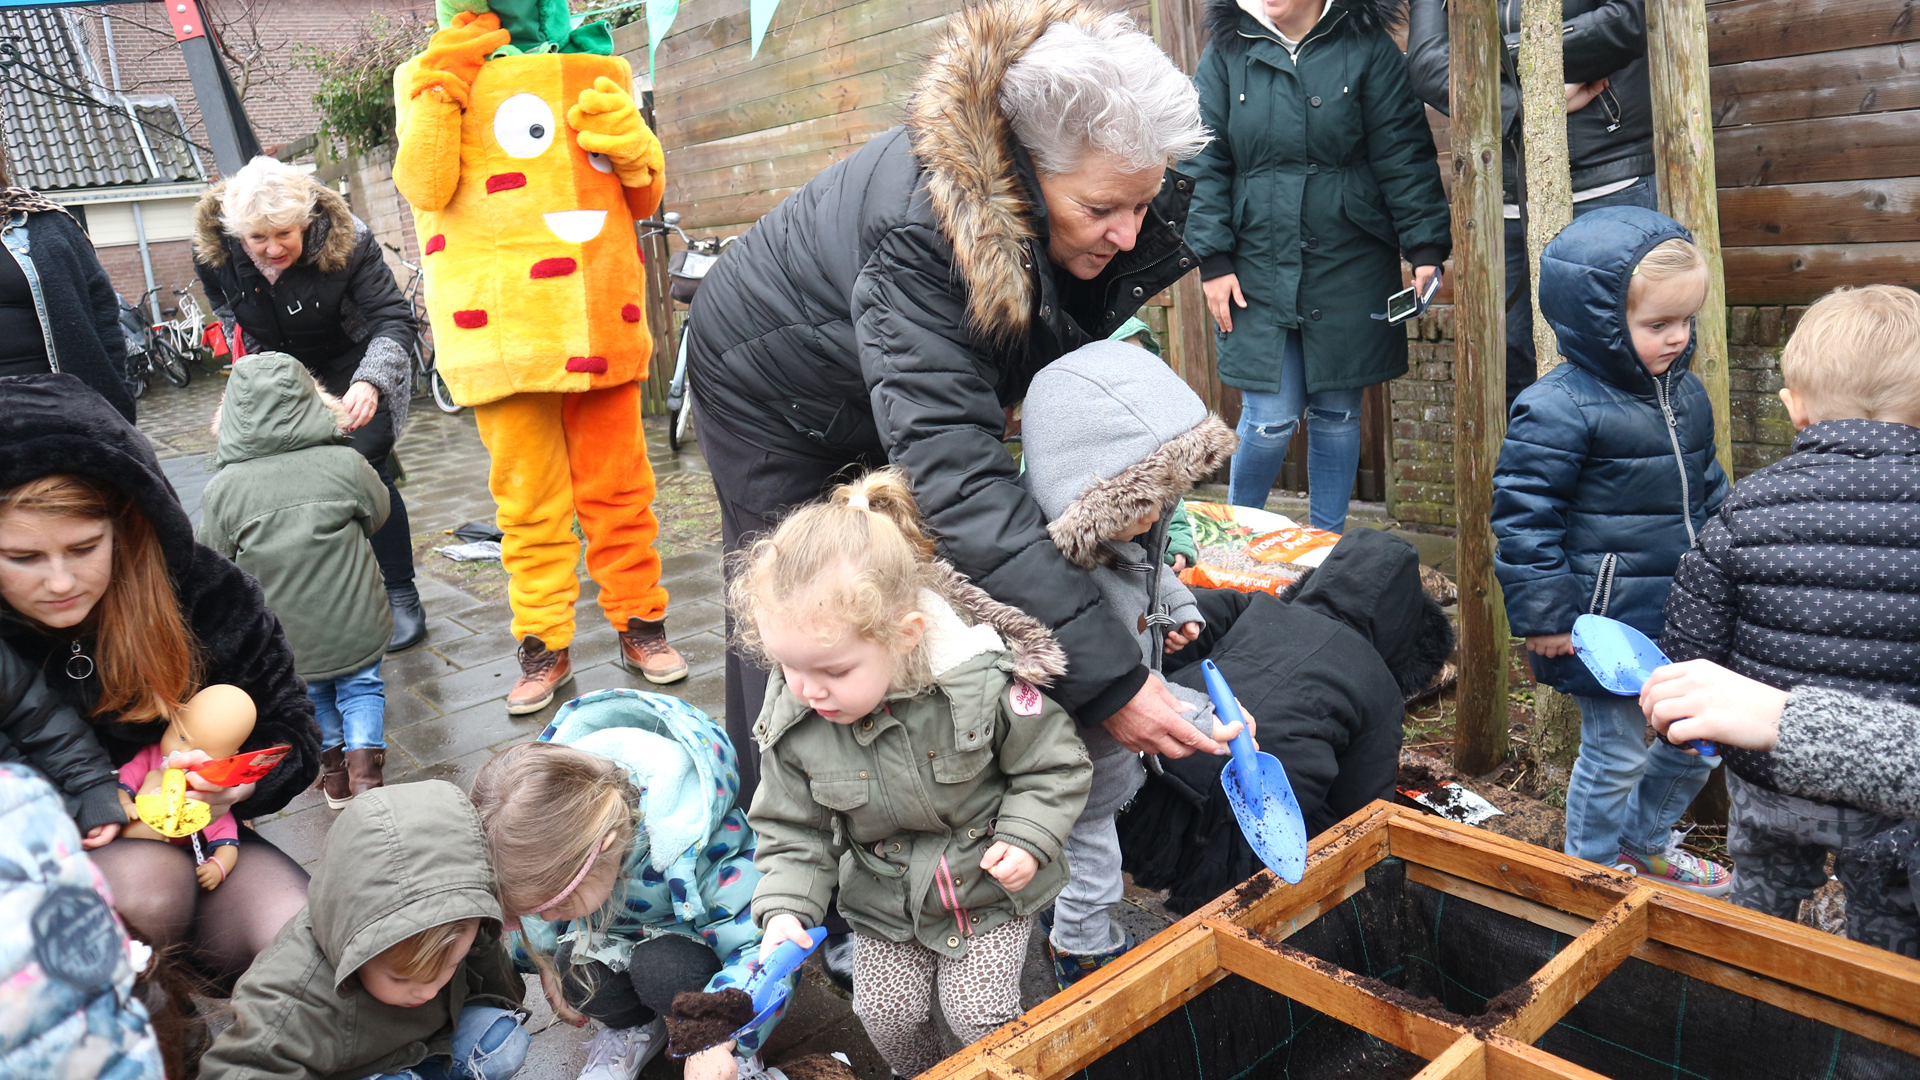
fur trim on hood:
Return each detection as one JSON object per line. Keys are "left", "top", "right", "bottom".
{"left": 924, "top": 560, "right": 1069, "bottom": 687}
{"left": 192, "top": 177, "right": 357, "bottom": 275}
{"left": 1047, "top": 415, "right": 1237, "bottom": 569}
{"left": 1204, "top": 0, "right": 1407, "bottom": 42}
{"left": 905, "top": 0, "right": 1108, "bottom": 344}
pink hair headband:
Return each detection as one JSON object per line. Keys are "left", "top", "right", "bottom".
{"left": 502, "top": 831, "right": 614, "bottom": 933}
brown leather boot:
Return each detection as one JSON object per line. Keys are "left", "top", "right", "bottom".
{"left": 345, "top": 748, "right": 385, "bottom": 798}
{"left": 317, "top": 746, "right": 351, "bottom": 810}
{"left": 619, "top": 617, "right": 688, "bottom": 684}
{"left": 508, "top": 635, "right": 573, "bottom": 715}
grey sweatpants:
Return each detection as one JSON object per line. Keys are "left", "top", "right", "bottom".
{"left": 1728, "top": 772, "right": 1920, "bottom": 958}
{"left": 1051, "top": 726, "right": 1146, "bottom": 957}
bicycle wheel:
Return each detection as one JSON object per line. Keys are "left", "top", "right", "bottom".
{"left": 154, "top": 337, "right": 192, "bottom": 388}
{"left": 126, "top": 372, "right": 148, "bottom": 401}
{"left": 430, "top": 367, "right": 462, "bottom": 414}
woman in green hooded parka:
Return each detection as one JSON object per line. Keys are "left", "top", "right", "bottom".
{"left": 1187, "top": 0, "right": 1450, "bottom": 531}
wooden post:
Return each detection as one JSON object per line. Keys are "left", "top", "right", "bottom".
{"left": 1517, "top": 0, "right": 1584, "bottom": 774}
{"left": 1647, "top": 0, "right": 1732, "bottom": 473}
{"left": 1149, "top": 0, "right": 1225, "bottom": 424}
{"left": 1448, "top": 0, "right": 1510, "bottom": 776}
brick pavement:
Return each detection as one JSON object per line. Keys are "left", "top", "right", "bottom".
{"left": 134, "top": 376, "right": 1158, "bottom": 1078}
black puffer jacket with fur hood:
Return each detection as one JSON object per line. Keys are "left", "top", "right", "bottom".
{"left": 0, "top": 374, "right": 320, "bottom": 820}
{"left": 686, "top": 0, "right": 1199, "bottom": 724}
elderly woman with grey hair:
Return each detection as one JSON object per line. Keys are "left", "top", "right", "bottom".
{"left": 686, "top": 0, "right": 1220, "bottom": 986}
{"left": 192, "top": 156, "right": 427, "bottom": 652}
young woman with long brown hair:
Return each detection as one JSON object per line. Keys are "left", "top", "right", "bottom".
{"left": 0, "top": 373, "right": 320, "bottom": 983}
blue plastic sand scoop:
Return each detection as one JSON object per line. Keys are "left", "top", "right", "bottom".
{"left": 684, "top": 925, "right": 826, "bottom": 1053}
{"left": 1202, "top": 660, "right": 1308, "bottom": 884}
{"left": 1570, "top": 614, "right": 1716, "bottom": 757}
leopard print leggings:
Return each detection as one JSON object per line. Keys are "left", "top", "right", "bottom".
{"left": 851, "top": 915, "right": 1034, "bottom": 1077}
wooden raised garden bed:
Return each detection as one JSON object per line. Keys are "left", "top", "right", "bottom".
{"left": 924, "top": 801, "right": 1920, "bottom": 1080}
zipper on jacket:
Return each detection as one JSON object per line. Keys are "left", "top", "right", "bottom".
{"left": 1588, "top": 553, "right": 1618, "bottom": 616}
{"left": 1654, "top": 372, "right": 1698, "bottom": 547}
{"left": 1238, "top": 7, "right": 1347, "bottom": 66}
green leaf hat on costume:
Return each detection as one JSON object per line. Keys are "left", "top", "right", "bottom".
{"left": 437, "top": 0, "right": 614, "bottom": 56}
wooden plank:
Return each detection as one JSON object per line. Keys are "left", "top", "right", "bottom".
{"left": 1408, "top": 864, "right": 1920, "bottom": 1057}
{"left": 1651, "top": 0, "right": 1733, "bottom": 471}
{"left": 1445, "top": 0, "right": 1510, "bottom": 776}
{"left": 659, "top": 63, "right": 918, "bottom": 152}
{"left": 990, "top": 923, "right": 1226, "bottom": 1078}
{"left": 1647, "top": 890, "right": 1920, "bottom": 1029}
{"left": 1711, "top": 42, "right": 1920, "bottom": 126}
{"left": 655, "top": 0, "right": 955, "bottom": 94}
{"left": 657, "top": 16, "right": 940, "bottom": 131}
{"left": 662, "top": 103, "right": 896, "bottom": 176}
{"left": 1706, "top": 0, "right": 1920, "bottom": 65}
{"left": 1387, "top": 812, "right": 1633, "bottom": 921}
{"left": 1207, "top": 802, "right": 1393, "bottom": 934}
{"left": 1716, "top": 177, "right": 1920, "bottom": 246}
{"left": 1209, "top": 918, "right": 1470, "bottom": 1059}
{"left": 1721, "top": 240, "right": 1920, "bottom": 304}
{"left": 1483, "top": 1034, "right": 1618, "bottom": 1080}
{"left": 669, "top": 142, "right": 864, "bottom": 201}
{"left": 1415, "top": 1036, "right": 1487, "bottom": 1080}
{"left": 1496, "top": 888, "right": 1654, "bottom": 1045}
{"left": 1714, "top": 109, "right": 1920, "bottom": 188}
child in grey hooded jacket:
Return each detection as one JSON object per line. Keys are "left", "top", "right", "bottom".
{"left": 1020, "top": 340, "right": 1238, "bottom": 985}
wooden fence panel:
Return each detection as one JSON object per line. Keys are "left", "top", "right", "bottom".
{"left": 1705, "top": 0, "right": 1920, "bottom": 65}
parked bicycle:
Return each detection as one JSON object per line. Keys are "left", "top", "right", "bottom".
{"left": 386, "top": 243, "right": 460, "bottom": 415}
{"left": 117, "top": 287, "right": 191, "bottom": 399}
{"left": 638, "top": 211, "right": 736, "bottom": 452}
{"left": 154, "top": 287, "right": 209, "bottom": 376}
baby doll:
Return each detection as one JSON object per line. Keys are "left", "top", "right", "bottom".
{"left": 118, "top": 684, "right": 256, "bottom": 889}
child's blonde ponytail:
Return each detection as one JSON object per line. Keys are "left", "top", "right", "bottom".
{"left": 830, "top": 468, "right": 937, "bottom": 563}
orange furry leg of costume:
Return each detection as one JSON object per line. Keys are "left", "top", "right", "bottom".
{"left": 562, "top": 382, "right": 668, "bottom": 628}
{"left": 472, "top": 392, "right": 582, "bottom": 648}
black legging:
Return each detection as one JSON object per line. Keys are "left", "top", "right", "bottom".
{"left": 556, "top": 932, "right": 723, "bottom": 1029}
{"left": 351, "top": 419, "right": 414, "bottom": 591}
{"left": 90, "top": 828, "right": 310, "bottom": 988}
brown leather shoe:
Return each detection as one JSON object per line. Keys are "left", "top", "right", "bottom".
{"left": 508, "top": 635, "right": 573, "bottom": 714}
{"left": 345, "top": 748, "right": 385, "bottom": 797}
{"left": 620, "top": 617, "right": 688, "bottom": 684}
{"left": 317, "top": 746, "right": 352, "bottom": 810}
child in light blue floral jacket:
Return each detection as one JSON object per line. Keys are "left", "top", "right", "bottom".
{"left": 470, "top": 690, "right": 777, "bottom": 1080}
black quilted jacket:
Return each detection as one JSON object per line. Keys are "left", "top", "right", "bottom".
{"left": 0, "top": 374, "right": 320, "bottom": 819}
{"left": 1662, "top": 419, "right": 1920, "bottom": 794}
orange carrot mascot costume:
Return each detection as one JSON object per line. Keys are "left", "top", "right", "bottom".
{"left": 394, "top": 0, "right": 686, "bottom": 712}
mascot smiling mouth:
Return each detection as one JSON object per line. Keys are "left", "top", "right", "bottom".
{"left": 544, "top": 209, "right": 607, "bottom": 242}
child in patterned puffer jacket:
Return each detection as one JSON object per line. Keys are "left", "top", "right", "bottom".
{"left": 469, "top": 690, "right": 777, "bottom": 1080}
{"left": 0, "top": 762, "right": 162, "bottom": 1079}
{"left": 1662, "top": 284, "right": 1920, "bottom": 957}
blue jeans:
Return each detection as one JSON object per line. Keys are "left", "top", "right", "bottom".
{"left": 365, "top": 1006, "right": 529, "bottom": 1080}
{"left": 1226, "top": 328, "right": 1365, "bottom": 532}
{"left": 1505, "top": 175, "right": 1659, "bottom": 409}
{"left": 1563, "top": 694, "right": 1719, "bottom": 865}
{"left": 306, "top": 660, "right": 387, "bottom": 751}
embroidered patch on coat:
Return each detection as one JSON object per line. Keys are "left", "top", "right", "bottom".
{"left": 1009, "top": 681, "right": 1043, "bottom": 716}
{"left": 33, "top": 885, "right": 121, "bottom": 990}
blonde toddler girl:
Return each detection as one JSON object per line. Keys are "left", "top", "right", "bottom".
{"left": 734, "top": 469, "right": 1092, "bottom": 1079}
{"left": 469, "top": 691, "right": 772, "bottom": 1080}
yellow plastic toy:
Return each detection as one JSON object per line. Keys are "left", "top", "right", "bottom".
{"left": 120, "top": 684, "right": 258, "bottom": 890}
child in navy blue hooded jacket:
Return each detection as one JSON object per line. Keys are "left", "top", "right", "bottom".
{"left": 1492, "top": 207, "right": 1732, "bottom": 894}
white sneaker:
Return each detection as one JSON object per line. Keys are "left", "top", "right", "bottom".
{"left": 578, "top": 1017, "right": 667, "bottom": 1080}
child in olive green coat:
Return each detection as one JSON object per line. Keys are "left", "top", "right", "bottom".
{"left": 737, "top": 469, "right": 1092, "bottom": 1079}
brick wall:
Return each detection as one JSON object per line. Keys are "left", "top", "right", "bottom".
{"left": 93, "top": 237, "right": 207, "bottom": 320}
{"left": 314, "top": 144, "right": 423, "bottom": 281}
{"left": 79, "top": 1, "right": 432, "bottom": 167}
{"left": 1385, "top": 304, "right": 1801, "bottom": 531}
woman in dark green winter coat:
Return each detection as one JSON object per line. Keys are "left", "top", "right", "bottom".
{"left": 1187, "top": 0, "right": 1450, "bottom": 530}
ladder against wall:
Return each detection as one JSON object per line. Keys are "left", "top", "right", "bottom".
{"left": 926, "top": 801, "right": 1920, "bottom": 1080}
